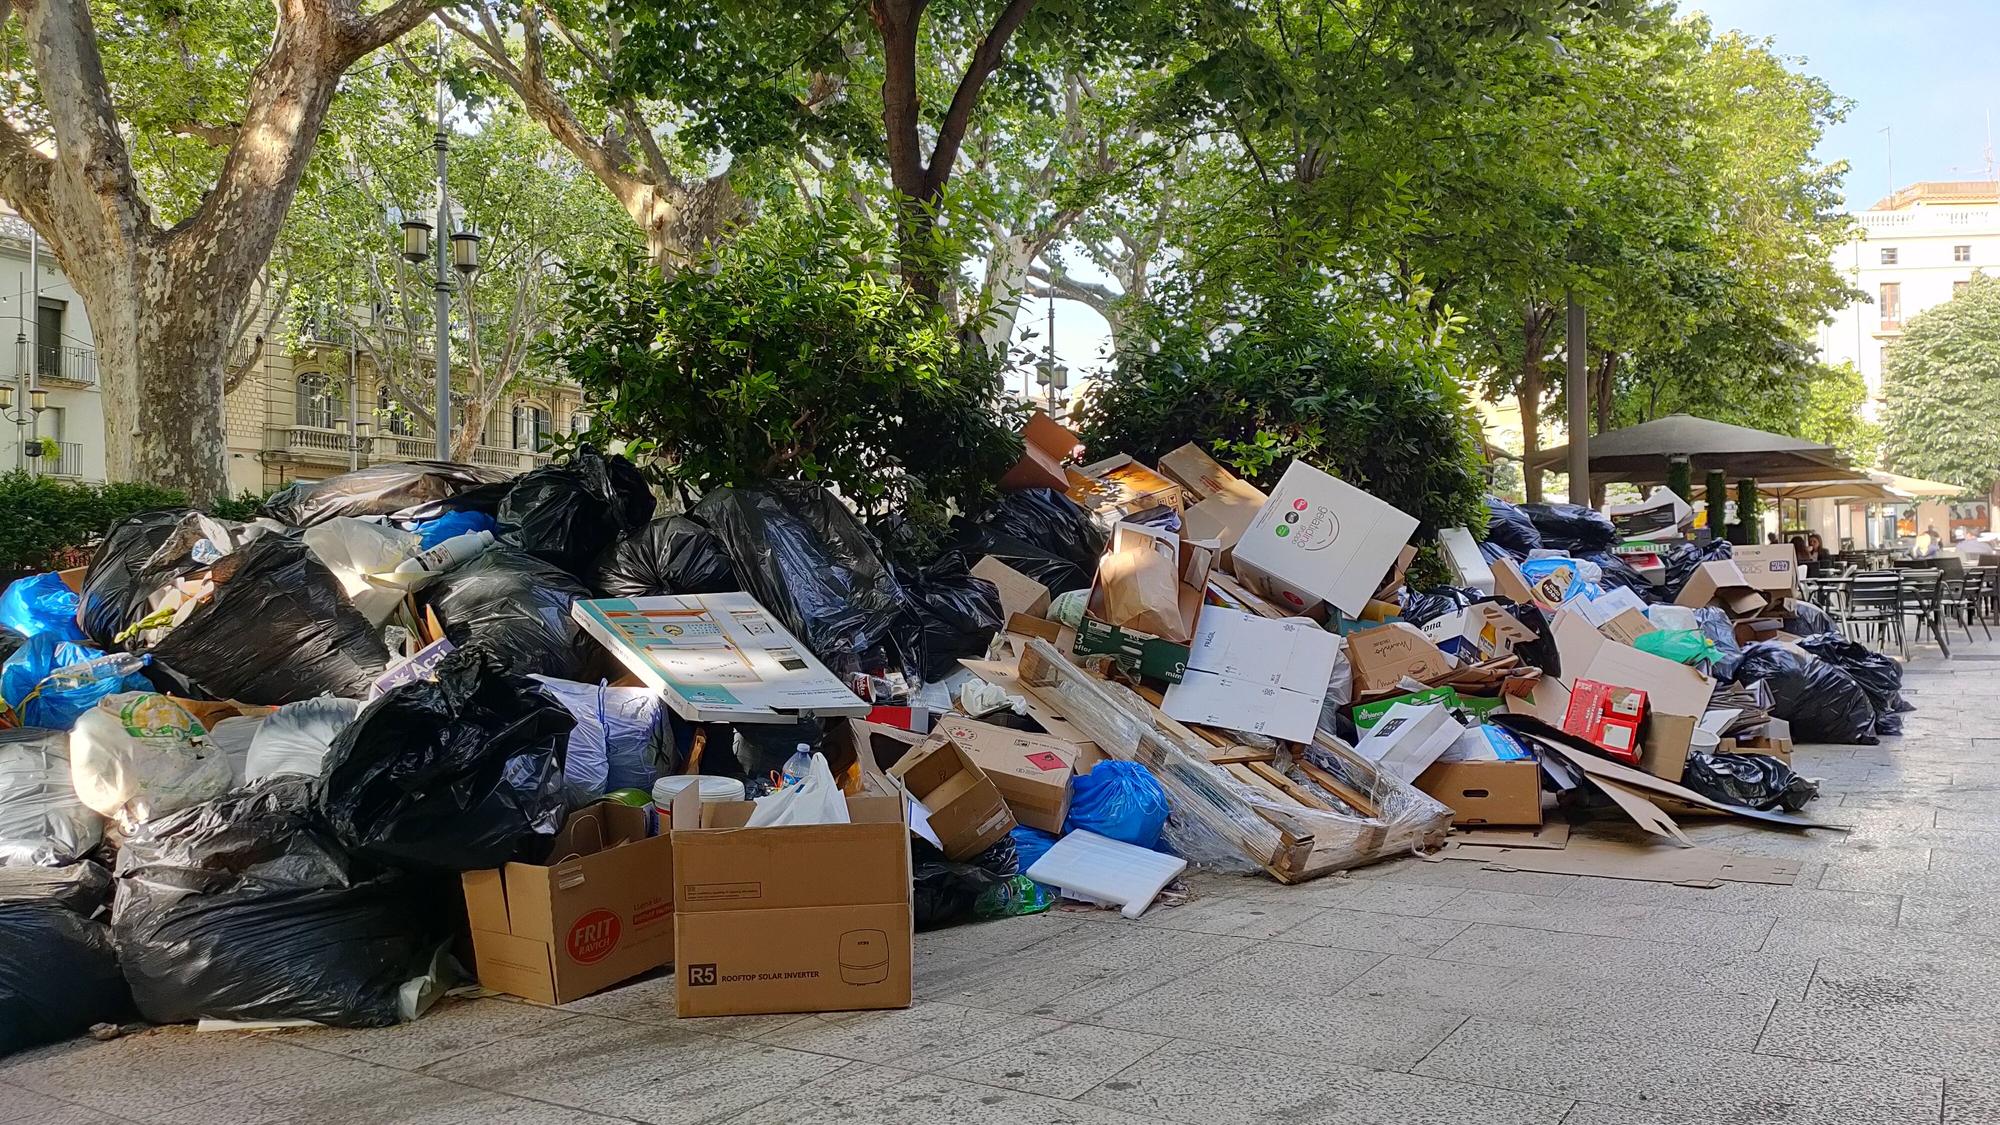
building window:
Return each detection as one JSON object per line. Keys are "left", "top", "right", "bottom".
{"left": 1956, "top": 280, "right": 1972, "bottom": 297}
{"left": 38, "top": 405, "right": 62, "bottom": 444}
{"left": 295, "top": 373, "right": 342, "bottom": 429}
{"left": 1879, "top": 282, "right": 1902, "bottom": 328}
{"left": 1956, "top": 244, "right": 1973, "bottom": 263}
{"left": 569, "top": 411, "right": 591, "bottom": 435}
{"left": 513, "top": 404, "right": 550, "bottom": 451}
{"left": 1879, "top": 247, "right": 1898, "bottom": 265}
{"left": 376, "top": 386, "right": 413, "bottom": 436}
{"left": 33, "top": 298, "right": 63, "bottom": 379}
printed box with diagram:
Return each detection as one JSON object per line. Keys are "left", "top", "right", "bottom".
{"left": 670, "top": 785, "right": 913, "bottom": 1018}
{"left": 923, "top": 716, "right": 1084, "bottom": 834}
{"left": 460, "top": 801, "right": 675, "bottom": 1005}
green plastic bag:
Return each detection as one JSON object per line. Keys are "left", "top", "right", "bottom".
{"left": 1632, "top": 629, "right": 1720, "bottom": 668}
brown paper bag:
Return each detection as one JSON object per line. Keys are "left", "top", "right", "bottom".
{"left": 1098, "top": 532, "right": 1186, "bottom": 637}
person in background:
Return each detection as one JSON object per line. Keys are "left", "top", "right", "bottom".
{"left": 1913, "top": 524, "right": 1943, "bottom": 559}
{"left": 1766, "top": 531, "right": 1782, "bottom": 545}
{"left": 1788, "top": 534, "right": 1810, "bottom": 564}
{"left": 1806, "top": 532, "right": 1834, "bottom": 563}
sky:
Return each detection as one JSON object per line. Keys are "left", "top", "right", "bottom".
{"left": 1015, "top": 0, "right": 2000, "bottom": 387}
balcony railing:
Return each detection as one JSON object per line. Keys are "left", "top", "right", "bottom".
{"left": 472, "top": 445, "right": 552, "bottom": 473}
{"left": 35, "top": 344, "right": 96, "bottom": 387}
{"left": 262, "top": 426, "right": 553, "bottom": 473}
{"left": 263, "top": 424, "right": 363, "bottom": 466}
{"left": 27, "top": 440, "right": 84, "bottom": 479}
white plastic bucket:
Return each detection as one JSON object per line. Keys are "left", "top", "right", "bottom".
{"left": 651, "top": 775, "right": 747, "bottom": 807}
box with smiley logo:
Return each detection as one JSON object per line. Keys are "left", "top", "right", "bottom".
{"left": 1230, "top": 460, "right": 1421, "bottom": 617}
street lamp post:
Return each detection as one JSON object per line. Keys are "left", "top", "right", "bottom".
{"left": 1, "top": 384, "right": 49, "bottom": 469}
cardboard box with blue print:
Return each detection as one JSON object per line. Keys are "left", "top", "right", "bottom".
{"left": 669, "top": 784, "right": 912, "bottom": 1018}
{"left": 460, "top": 800, "right": 676, "bottom": 1005}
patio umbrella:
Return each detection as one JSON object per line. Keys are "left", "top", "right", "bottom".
{"left": 1530, "top": 414, "right": 1858, "bottom": 485}
{"left": 1869, "top": 470, "right": 1968, "bottom": 499}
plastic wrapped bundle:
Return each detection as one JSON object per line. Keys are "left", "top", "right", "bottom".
{"left": 496, "top": 447, "right": 656, "bottom": 578}
{"left": 419, "top": 548, "right": 594, "bottom": 681}
{"left": 260, "top": 461, "right": 509, "bottom": 527}
{"left": 590, "top": 515, "right": 736, "bottom": 598}
{"left": 113, "top": 777, "right": 448, "bottom": 1028}
{"left": 319, "top": 649, "right": 574, "bottom": 871}
{"left": 692, "top": 484, "right": 915, "bottom": 681}
{"left": 139, "top": 536, "right": 389, "bottom": 705}
{"left": 0, "top": 729, "right": 103, "bottom": 867}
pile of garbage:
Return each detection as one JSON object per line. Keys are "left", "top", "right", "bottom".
{"left": 0, "top": 429, "right": 1895, "bottom": 1050}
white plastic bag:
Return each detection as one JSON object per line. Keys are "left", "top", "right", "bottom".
{"left": 744, "top": 752, "right": 850, "bottom": 827}
{"left": 70, "top": 693, "right": 233, "bottom": 825}
{"left": 0, "top": 729, "right": 103, "bottom": 866}
{"left": 301, "top": 518, "right": 422, "bottom": 625}
{"left": 246, "top": 696, "right": 361, "bottom": 783}
{"left": 529, "top": 676, "right": 660, "bottom": 794}
{"left": 206, "top": 715, "right": 265, "bottom": 785}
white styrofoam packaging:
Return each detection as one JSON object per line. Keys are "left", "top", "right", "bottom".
{"left": 1439, "top": 527, "right": 1495, "bottom": 595}
{"left": 1230, "top": 461, "right": 1421, "bottom": 617}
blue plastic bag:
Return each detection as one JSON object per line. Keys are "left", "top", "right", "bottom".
{"left": 530, "top": 675, "right": 661, "bottom": 793}
{"left": 408, "top": 510, "right": 498, "bottom": 550}
{"left": 1009, "top": 825, "right": 1060, "bottom": 873}
{"left": 0, "top": 572, "right": 83, "bottom": 641}
{"left": 1, "top": 635, "right": 150, "bottom": 730}
{"left": 1064, "top": 761, "right": 1169, "bottom": 848}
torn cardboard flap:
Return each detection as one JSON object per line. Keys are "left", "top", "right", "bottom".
{"left": 1160, "top": 606, "right": 1340, "bottom": 743}
{"left": 1000, "top": 410, "right": 1082, "bottom": 492}
{"left": 970, "top": 556, "right": 1051, "bottom": 621}
{"left": 1675, "top": 560, "right": 1769, "bottom": 617}
{"left": 925, "top": 716, "right": 1081, "bottom": 834}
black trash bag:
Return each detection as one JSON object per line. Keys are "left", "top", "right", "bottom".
{"left": 139, "top": 535, "right": 389, "bottom": 705}
{"left": 1580, "top": 551, "right": 1656, "bottom": 600}
{"left": 1682, "top": 751, "right": 1820, "bottom": 812}
{"left": 897, "top": 553, "right": 1006, "bottom": 681}
{"left": 419, "top": 548, "right": 594, "bottom": 681}
{"left": 1400, "top": 586, "right": 1481, "bottom": 627}
{"left": 1501, "top": 602, "right": 1559, "bottom": 679}
{"left": 0, "top": 625, "right": 23, "bottom": 666}
{"left": 1661, "top": 539, "right": 1735, "bottom": 601}
{"left": 114, "top": 777, "right": 448, "bottom": 1028}
{"left": 319, "top": 648, "right": 574, "bottom": 872}
{"left": 496, "top": 447, "right": 656, "bottom": 578}
{"left": 1782, "top": 599, "right": 1837, "bottom": 637}
{"left": 1, "top": 904, "right": 131, "bottom": 1054}
{"left": 80, "top": 509, "right": 224, "bottom": 646}
{"left": 913, "top": 835, "right": 1020, "bottom": 932}
{"left": 260, "top": 461, "right": 510, "bottom": 527}
{"left": 1798, "top": 632, "right": 1910, "bottom": 734}
{"left": 692, "top": 484, "right": 914, "bottom": 682}
{"left": 590, "top": 516, "right": 736, "bottom": 598}
{"left": 958, "top": 488, "right": 1106, "bottom": 595}
{"left": 1731, "top": 642, "right": 1879, "bottom": 745}
{"left": 1521, "top": 503, "right": 1618, "bottom": 555}
{"left": 1691, "top": 607, "right": 1746, "bottom": 680}
{"left": 1482, "top": 496, "right": 1542, "bottom": 559}
{"left": 0, "top": 860, "right": 112, "bottom": 914}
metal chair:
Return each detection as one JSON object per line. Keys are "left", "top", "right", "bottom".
{"left": 1900, "top": 568, "right": 1950, "bottom": 658}
{"left": 1841, "top": 572, "right": 1905, "bottom": 655}
{"left": 1942, "top": 568, "right": 1990, "bottom": 643}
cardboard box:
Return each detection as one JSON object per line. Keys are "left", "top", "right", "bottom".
{"left": 1548, "top": 609, "right": 1714, "bottom": 781}
{"left": 1230, "top": 460, "right": 1420, "bottom": 616}
{"left": 1563, "top": 679, "right": 1647, "bottom": 763}
{"left": 1439, "top": 528, "right": 1495, "bottom": 595}
{"left": 1181, "top": 480, "right": 1268, "bottom": 568}
{"left": 885, "top": 737, "right": 1016, "bottom": 861}
{"left": 1422, "top": 602, "right": 1536, "bottom": 661}
{"left": 925, "top": 717, "right": 1078, "bottom": 834}
{"left": 1353, "top": 686, "right": 1503, "bottom": 730}
{"left": 1075, "top": 524, "right": 1215, "bottom": 683}
{"left": 826, "top": 717, "right": 924, "bottom": 795}
{"left": 1608, "top": 487, "right": 1693, "bottom": 541}
{"left": 1674, "top": 560, "right": 1769, "bottom": 618}
{"left": 573, "top": 593, "right": 869, "bottom": 724}
{"left": 1353, "top": 702, "right": 1462, "bottom": 783}
{"left": 1347, "top": 622, "right": 1453, "bottom": 696}
{"left": 970, "top": 556, "right": 1051, "bottom": 621}
{"left": 1492, "top": 556, "right": 1537, "bottom": 607}
{"left": 1157, "top": 443, "right": 1241, "bottom": 501}
{"left": 461, "top": 801, "right": 676, "bottom": 1005}
{"left": 1417, "top": 758, "right": 1541, "bottom": 826}
{"left": 1597, "top": 608, "right": 1658, "bottom": 647}
{"left": 1160, "top": 606, "right": 1341, "bottom": 743}
{"left": 670, "top": 786, "right": 912, "bottom": 1018}
{"left": 999, "top": 410, "right": 1081, "bottom": 492}
{"left": 1729, "top": 545, "right": 1801, "bottom": 595}
{"left": 1066, "top": 455, "right": 1185, "bottom": 520}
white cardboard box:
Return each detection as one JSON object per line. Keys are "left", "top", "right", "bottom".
{"left": 1230, "top": 461, "right": 1419, "bottom": 616}
{"left": 573, "top": 593, "right": 870, "bottom": 724}
{"left": 1160, "top": 606, "right": 1340, "bottom": 742}
{"left": 1353, "top": 702, "right": 1462, "bottom": 783}
{"left": 1439, "top": 527, "right": 1495, "bottom": 595}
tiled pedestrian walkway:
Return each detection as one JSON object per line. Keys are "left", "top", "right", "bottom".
{"left": 5, "top": 639, "right": 1995, "bottom": 1125}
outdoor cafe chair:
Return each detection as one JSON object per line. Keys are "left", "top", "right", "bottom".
{"left": 1839, "top": 571, "right": 1904, "bottom": 656}
{"left": 1900, "top": 568, "right": 1950, "bottom": 658}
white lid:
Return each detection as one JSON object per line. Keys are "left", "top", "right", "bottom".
{"left": 651, "top": 775, "right": 747, "bottom": 804}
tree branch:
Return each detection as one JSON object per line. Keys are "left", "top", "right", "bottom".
{"left": 924, "top": 0, "right": 1037, "bottom": 196}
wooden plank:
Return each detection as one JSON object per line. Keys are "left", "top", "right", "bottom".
{"left": 1297, "top": 758, "right": 1378, "bottom": 818}
{"left": 1227, "top": 763, "right": 1298, "bottom": 806}
{"left": 1246, "top": 761, "right": 1336, "bottom": 811}
{"left": 1208, "top": 750, "right": 1279, "bottom": 766}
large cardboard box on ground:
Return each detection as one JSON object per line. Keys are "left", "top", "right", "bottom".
{"left": 1729, "top": 545, "right": 1802, "bottom": 595}
{"left": 1416, "top": 752, "right": 1541, "bottom": 827}
{"left": 461, "top": 801, "right": 676, "bottom": 1005}
{"left": 670, "top": 787, "right": 913, "bottom": 1018}
{"left": 1542, "top": 609, "right": 1714, "bottom": 781}
{"left": 999, "top": 410, "right": 1082, "bottom": 492}
{"left": 574, "top": 593, "right": 869, "bottom": 724}
{"left": 1230, "top": 460, "right": 1420, "bottom": 616}
{"left": 924, "top": 717, "right": 1079, "bottom": 834}
{"left": 885, "top": 737, "right": 1016, "bottom": 860}
{"left": 1674, "top": 560, "right": 1769, "bottom": 618}
{"left": 1074, "top": 523, "right": 1215, "bottom": 683}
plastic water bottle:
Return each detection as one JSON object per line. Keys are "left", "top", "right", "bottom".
{"left": 779, "top": 744, "right": 814, "bottom": 789}
{"left": 44, "top": 651, "right": 149, "bottom": 690}
{"left": 391, "top": 529, "right": 494, "bottom": 576}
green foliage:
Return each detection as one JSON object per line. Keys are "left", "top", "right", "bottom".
{"left": 0, "top": 473, "right": 188, "bottom": 574}
{"left": 545, "top": 203, "right": 1025, "bottom": 539}
{"left": 1733, "top": 478, "right": 1760, "bottom": 546}
{"left": 206, "top": 489, "right": 276, "bottom": 522}
{"left": 1800, "top": 361, "right": 1880, "bottom": 466}
{"left": 1704, "top": 470, "right": 1728, "bottom": 537}
{"left": 1666, "top": 459, "right": 1692, "bottom": 502}
{"left": 1073, "top": 285, "right": 1486, "bottom": 584}
{"left": 1881, "top": 274, "right": 2000, "bottom": 494}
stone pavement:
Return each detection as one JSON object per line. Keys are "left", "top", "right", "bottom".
{"left": 8, "top": 637, "right": 2000, "bottom": 1125}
